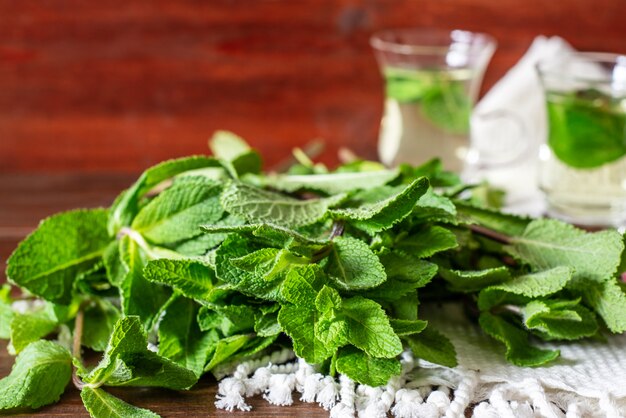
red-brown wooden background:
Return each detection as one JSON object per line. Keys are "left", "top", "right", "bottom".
{"left": 1, "top": 0, "right": 626, "bottom": 173}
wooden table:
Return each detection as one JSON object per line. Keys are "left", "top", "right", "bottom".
{"left": 0, "top": 173, "right": 329, "bottom": 417}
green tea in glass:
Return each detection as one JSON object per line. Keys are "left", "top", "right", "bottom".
{"left": 371, "top": 29, "right": 496, "bottom": 172}
{"left": 537, "top": 53, "right": 626, "bottom": 226}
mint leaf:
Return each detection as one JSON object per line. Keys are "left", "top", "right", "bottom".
{"left": 456, "top": 200, "right": 530, "bottom": 236}
{"left": 220, "top": 181, "right": 343, "bottom": 228}
{"left": 367, "top": 252, "right": 437, "bottom": 301}
{"left": 411, "top": 188, "right": 457, "bottom": 224}
{"left": 209, "top": 130, "right": 262, "bottom": 176}
{"left": 81, "top": 386, "right": 160, "bottom": 418}
{"left": 404, "top": 326, "right": 457, "bottom": 367}
{"left": 0, "top": 300, "right": 12, "bottom": 339}
{"left": 522, "top": 301, "right": 598, "bottom": 340}
{"left": 7, "top": 209, "right": 110, "bottom": 304}
{"left": 158, "top": 295, "right": 218, "bottom": 376}
{"left": 108, "top": 156, "right": 220, "bottom": 234}
{"left": 341, "top": 296, "right": 402, "bottom": 358}
{"left": 230, "top": 248, "right": 308, "bottom": 282}
{"left": 0, "top": 340, "right": 71, "bottom": 410}
{"left": 280, "top": 265, "right": 325, "bottom": 308}
{"left": 389, "top": 319, "right": 428, "bottom": 336}
{"left": 335, "top": 346, "right": 401, "bottom": 387}
{"left": 254, "top": 305, "right": 282, "bottom": 337}
{"left": 82, "top": 299, "right": 121, "bottom": 352}
{"left": 197, "top": 304, "right": 256, "bottom": 337}
{"left": 205, "top": 334, "right": 254, "bottom": 372}
{"left": 395, "top": 225, "right": 458, "bottom": 258}
{"left": 84, "top": 316, "right": 197, "bottom": 390}
{"left": 214, "top": 234, "right": 283, "bottom": 300}
{"left": 202, "top": 222, "right": 328, "bottom": 250}
{"left": 144, "top": 258, "right": 215, "bottom": 302}
{"left": 131, "top": 177, "right": 223, "bottom": 244}
{"left": 331, "top": 177, "right": 429, "bottom": 234}
{"left": 118, "top": 236, "right": 171, "bottom": 329}
{"left": 582, "top": 279, "right": 626, "bottom": 333}
{"left": 325, "top": 236, "right": 386, "bottom": 290}
{"left": 278, "top": 305, "right": 337, "bottom": 364}
{"left": 264, "top": 169, "right": 400, "bottom": 194}
{"left": 315, "top": 285, "right": 342, "bottom": 313}
{"left": 479, "top": 312, "right": 560, "bottom": 366}
{"left": 440, "top": 266, "right": 511, "bottom": 293}
{"left": 507, "top": 219, "right": 624, "bottom": 284}
{"left": 10, "top": 311, "right": 58, "bottom": 354}
{"left": 546, "top": 90, "right": 626, "bottom": 168}
{"left": 477, "top": 267, "right": 573, "bottom": 311}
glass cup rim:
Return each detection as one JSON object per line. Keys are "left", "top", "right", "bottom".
{"left": 536, "top": 51, "right": 626, "bottom": 84}
{"left": 370, "top": 28, "right": 496, "bottom": 56}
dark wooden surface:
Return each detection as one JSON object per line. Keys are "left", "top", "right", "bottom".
{"left": 0, "top": 173, "right": 331, "bottom": 417}
{"left": 2, "top": 0, "right": 626, "bottom": 173}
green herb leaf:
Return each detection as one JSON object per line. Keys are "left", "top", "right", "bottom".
{"left": 144, "top": 258, "right": 215, "bottom": 302}
{"left": 521, "top": 301, "right": 598, "bottom": 340}
{"left": 331, "top": 177, "right": 429, "bottom": 234}
{"left": 131, "top": 177, "right": 223, "bottom": 244}
{"left": 366, "top": 252, "right": 437, "bottom": 301}
{"left": 221, "top": 181, "right": 343, "bottom": 228}
{"left": 325, "top": 236, "right": 387, "bottom": 290}
{"left": 395, "top": 225, "right": 458, "bottom": 258}
{"left": 108, "top": 156, "right": 221, "bottom": 235}
{"left": 278, "top": 305, "right": 337, "bottom": 364}
{"left": 507, "top": 219, "right": 624, "bottom": 284}
{"left": 84, "top": 316, "right": 198, "bottom": 390}
{"left": 209, "top": 130, "right": 262, "bottom": 176}
{"left": 341, "top": 296, "right": 402, "bottom": 358}
{"left": 205, "top": 334, "right": 255, "bottom": 372}
{"left": 82, "top": 299, "right": 121, "bottom": 352}
{"left": 335, "top": 346, "right": 401, "bottom": 387}
{"left": 10, "top": 311, "right": 58, "bottom": 354}
{"left": 439, "top": 266, "right": 511, "bottom": 293}
{"left": 0, "top": 340, "right": 71, "bottom": 410}
{"left": 477, "top": 267, "right": 573, "bottom": 311}
{"left": 81, "top": 386, "right": 161, "bottom": 418}
{"left": 455, "top": 200, "right": 530, "bottom": 237}
{"left": 581, "top": 279, "right": 626, "bottom": 333}
{"left": 479, "top": 312, "right": 560, "bottom": 367}
{"left": 264, "top": 169, "right": 400, "bottom": 194}
{"left": 389, "top": 319, "right": 428, "bottom": 336}
{"left": 404, "top": 326, "right": 457, "bottom": 367}
{"left": 158, "top": 295, "right": 218, "bottom": 376}
{"left": 7, "top": 209, "right": 110, "bottom": 304}
{"left": 280, "top": 265, "right": 325, "bottom": 308}
{"left": 118, "top": 236, "right": 171, "bottom": 329}
{"left": 0, "top": 300, "right": 12, "bottom": 339}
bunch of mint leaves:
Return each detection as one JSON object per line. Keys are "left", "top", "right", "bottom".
{"left": 2, "top": 131, "right": 626, "bottom": 417}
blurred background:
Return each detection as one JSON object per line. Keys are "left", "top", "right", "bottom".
{"left": 2, "top": 0, "right": 626, "bottom": 174}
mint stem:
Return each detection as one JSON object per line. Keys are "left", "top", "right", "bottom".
{"left": 468, "top": 224, "right": 512, "bottom": 245}
{"left": 72, "top": 309, "right": 85, "bottom": 390}
{"left": 329, "top": 221, "right": 345, "bottom": 240}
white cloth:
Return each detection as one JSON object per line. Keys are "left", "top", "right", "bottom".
{"left": 216, "top": 304, "right": 626, "bottom": 417}
{"left": 427, "top": 303, "right": 626, "bottom": 418}
{"left": 466, "top": 36, "right": 575, "bottom": 216}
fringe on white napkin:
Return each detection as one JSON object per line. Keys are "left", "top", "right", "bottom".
{"left": 215, "top": 303, "right": 626, "bottom": 418}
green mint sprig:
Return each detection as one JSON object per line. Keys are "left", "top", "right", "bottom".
{"left": 1, "top": 131, "right": 626, "bottom": 417}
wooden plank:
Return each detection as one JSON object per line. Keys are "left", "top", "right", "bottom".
{"left": 2, "top": 0, "right": 626, "bottom": 172}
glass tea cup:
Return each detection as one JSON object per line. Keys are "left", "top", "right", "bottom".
{"left": 536, "top": 53, "right": 626, "bottom": 226}
{"left": 370, "top": 28, "right": 496, "bottom": 172}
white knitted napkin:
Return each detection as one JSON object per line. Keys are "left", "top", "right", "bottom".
{"left": 215, "top": 302, "right": 626, "bottom": 418}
